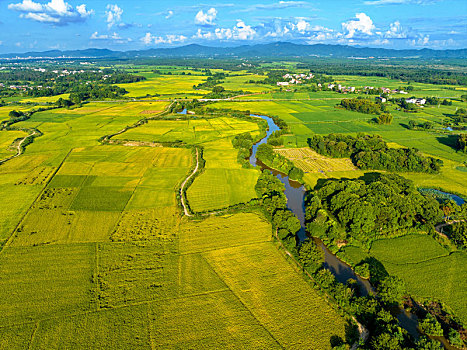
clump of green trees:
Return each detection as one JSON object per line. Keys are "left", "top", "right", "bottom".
{"left": 231, "top": 132, "right": 254, "bottom": 168}
{"left": 339, "top": 98, "right": 385, "bottom": 114}
{"left": 305, "top": 173, "right": 443, "bottom": 244}
{"left": 458, "top": 134, "right": 467, "bottom": 153}
{"left": 375, "top": 113, "right": 393, "bottom": 125}
{"left": 307, "top": 133, "right": 443, "bottom": 173}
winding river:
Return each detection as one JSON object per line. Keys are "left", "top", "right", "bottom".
{"left": 249, "top": 114, "right": 373, "bottom": 295}
{"left": 248, "top": 114, "right": 448, "bottom": 343}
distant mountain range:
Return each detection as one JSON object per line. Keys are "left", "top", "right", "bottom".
{"left": 1, "top": 42, "right": 467, "bottom": 59}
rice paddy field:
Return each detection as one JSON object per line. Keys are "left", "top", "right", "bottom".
{"left": 339, "top": 235, "right": 467, "bottom": 325}
{"left": 209, "top": 90, "right": 467, "bottom": 196}
{"left": 0, "top": 94, "right": 348, "bottom": 348}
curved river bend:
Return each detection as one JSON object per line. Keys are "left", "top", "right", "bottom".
{"left": 249, "top": 115, "right": 372, "bottom": 295}
{"left": 247, "top": 115, "right": 450, "bottom": 343}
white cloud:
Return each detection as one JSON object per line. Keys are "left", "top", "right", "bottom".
{"left": 165, "top": 10, "right": 173, "bottom": 19}
{"left": 90, "top": 31, "right": 131, "bottom": 43}
{"left": 106, "top": 4, "right": 123, "bottom": 29}
{"left": 8, "top": 0, "right": 93, "bottom": 25}
{"left": 342, "top": 13, "right": 375, "bottom": 38}
{"left": 296, "top": 19, "right": 309, "bottom": 33}
{"left": 199, "top": 20, "right": 256, "bottom": 41}
{"left": 384, "top": 21, "right": 407, "bottom": 38}
{"left": 195, "top": 8, "right": 217, "bottom": 26}
{"left": 193, "top": 28, "right": 215, "bottom": 39}
{"left": 235, "top": 20, "right": 256, "bottom": 40}
{"left": 141, "top": 33, "right": 187, "bottom": 45}
{"left": 8, "top": 0, "right": 42, "bottom": 12}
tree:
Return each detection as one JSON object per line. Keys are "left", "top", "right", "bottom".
{"left": 377, "top": 276, "right": 406, "bottom": 306}
{"left": 8, "top": 110, "right": 21, "bottom": 119}
{"left": 376, "top": 113, "right": 393, "bottom": 125}
{"left": 212, "top": 85, "right": 225, "bottom": 94}
{"left": 419, "top": 314, "right": 443, "bottom": 337}
{"left": 298, "top": 239, "right": 324, "bottom": 273}
{"left": 415, "top": 336, "right": 443, "bottom": 350}
{"left": 448, "top": 329, "right": 464, "bottom": 347}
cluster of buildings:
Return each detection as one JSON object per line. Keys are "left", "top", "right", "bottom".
{"left": 406, "top": 98, "right": 426, "bottom": 105}
{"left": 277, "top": 73, "right": 314, "bottom": 86}
{"left": 327, "top": 84, "right": 356, "bottom": 93}
{"left": 364, "top": 86, "right": 408, "bottom": 94}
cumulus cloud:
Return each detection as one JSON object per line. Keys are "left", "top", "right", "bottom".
{"left": 195, "top": 8, "right": 217, "bottom": 26}
{"left": 141, "top": 33, "right": 187, "bottom": 45}
{"left": 342, "top": 13, "right": 375, "bottom": 38}
{"left": 384, "top": 21, "right": 408, "bottom": 38}
{"left": 90, "top": 31, "right": 131, "bottom": 43}
{"left": 194, "top": 20, "right": 256, "bottom": 41}
{"left": 8, "top": 0, "right": 93, "bottom": 25}
{"left": 106, "top": 4, "right": 123, "bottom": 28}
{"left": 165, "top": 10, "right": 173, "bottom": 19}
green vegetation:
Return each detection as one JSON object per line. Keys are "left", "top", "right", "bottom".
{"left": 308, "top": 133, "right": 443, "bottom": 173}
{"left": 0, "top": 60, "right": 466, "bottom": 349}
{"left": 306, "top": 173, "right": 442, "bottom": 244}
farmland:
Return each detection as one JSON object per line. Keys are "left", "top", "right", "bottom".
{"left": 0, "top": 57, "right": 465, "bottom": 349}
{"left": 340, "top": 235, "right": 467, "bottom": 325}
{"left": 0, "top": 83, "right": 349, "bottom": 348}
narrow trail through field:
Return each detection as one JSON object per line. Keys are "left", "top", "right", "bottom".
{"left": 179, "top": 148, "right": 199, "bottom": 217}
{"left": 0, "top": 129, "right": 40, "bottom": 165}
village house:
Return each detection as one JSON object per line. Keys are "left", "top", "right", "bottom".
{"left": 406, "top": 98, "right": 426, "bottom": 105}
{"left": 375, "top": 96, "right": 387, "bottom": 103}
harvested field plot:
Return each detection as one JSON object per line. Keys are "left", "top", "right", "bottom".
{"left": 275, "top": 147, "right": 357, "bottom": 173}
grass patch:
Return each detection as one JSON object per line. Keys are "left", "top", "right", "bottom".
{"left": 70, "top": 187, "right": 132, "bottom": 211}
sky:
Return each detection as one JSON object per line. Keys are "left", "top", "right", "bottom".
{"left": 0, "top": 0, "right": 466, "bottom": 53}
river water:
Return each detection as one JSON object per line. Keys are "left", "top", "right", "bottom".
{"left": 248, "top": 114, "right": 463, "bottom": 347}
{"left": 249, "top": 115, "right": 373, "bottom": 296}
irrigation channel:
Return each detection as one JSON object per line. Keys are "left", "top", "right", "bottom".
{"left": 249, "top": 114, "right": 455, "bottom": 346}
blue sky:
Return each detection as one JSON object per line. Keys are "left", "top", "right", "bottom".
{"left": 0, "top": 0, "right": 466, "bottom": 53}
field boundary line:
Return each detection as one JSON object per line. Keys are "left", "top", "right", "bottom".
{"left": 0, "top": 148, "right": 73, "bottom": 254}
{"left": 146, "top": 304, "right": 155, "bottom": 350}
{"left": 201, "top": 252, "right": 285, "bottom": 349}
{"left": 178, "top": 239, "right": 273, "bottom": 256}
{"left": 94, "top": 242, "right": 100, "bottom": 311}
{"left": 26, "top": 322, "right": 39, "bottom": 350}
{"left": 1, "top": 288, "right": 233, "bottom": 331}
